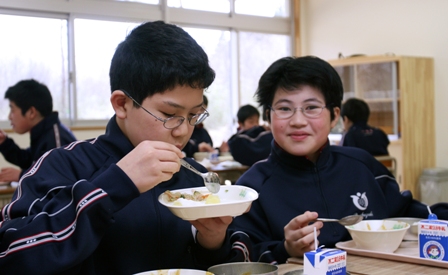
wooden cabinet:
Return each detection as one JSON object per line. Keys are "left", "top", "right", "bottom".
{"left": 328, "top": 55, "right": 435, "bottom": 199}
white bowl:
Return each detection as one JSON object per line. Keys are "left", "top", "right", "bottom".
{"left": 134, "top": 269, "right": 212, "bottom": 275}
{"left": 345, "top": 220, "right": 409, "bottom": 253}
{"left": 208, "top": 262, "right": 278, "bottom": 275}
{"left": 158, "top": 185, "right": 258, "bottom": 220}
{"left": 193, "top": 152, "right": 210, "bottom": 162}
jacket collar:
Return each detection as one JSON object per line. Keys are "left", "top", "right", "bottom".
{"left": 97, "top": 115, "right": 135, "bottom": 159}
{"left": 271, "top": 139, "right": 331, "bottom": 170}
{"left": 30, "top": 112, "right": 60, "bottom": 142}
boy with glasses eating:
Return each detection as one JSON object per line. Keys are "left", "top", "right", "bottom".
{"left": 228, "top": 56, "right": 448, "bottom": 264}
{"left": 0, "top": 21, "right": 235, "bottom": 274}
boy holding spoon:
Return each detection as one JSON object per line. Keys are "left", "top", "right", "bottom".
{"left": 0, "top": 21, "right": 235, "bottom": 274}
{"left": 228, "top": 56, "right": 448, "bottom": 264}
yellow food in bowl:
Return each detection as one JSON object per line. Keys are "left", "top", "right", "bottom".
{"left": 205, "top": 194, "right": 220, "bottom": 204}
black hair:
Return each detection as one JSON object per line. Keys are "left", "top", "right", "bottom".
{"left": 341, "top": 98, "right": 370, "bottom": 124}
{"left": 203, "top": 95, "right": 208, "bottom": 107}
{"left": 4, "top": 79, "right": 53, "bottom": 116}
{"left": 109, "top": 20, "right": 216, "bottom": 104}
{"left": 237, "top": 104, "right": 260, "bottom": 123}
{"left": 255, "top": 56, "right": 343, "bottom": 122}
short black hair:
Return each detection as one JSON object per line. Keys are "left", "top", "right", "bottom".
{"left": 341, "top": 98, "right": 370, "bottom": 124}
{"left": 4, "top": 79, "right": 53, "bottom": 116}
{"left": 203, "top": 95, "right": 208, "bottom": 107}
{"left": 255, "top": 56, "right": 343, "bottom": 122}
{"left": 109, "top": 20, "right": 215, "bottom": 105}
{"left": 237, "top": 104, "right": 260, "bottom": 123}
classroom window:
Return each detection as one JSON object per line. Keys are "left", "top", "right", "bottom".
{"left": 74, "top": 19, "right": 139, "bottom": 120}
{"left": 235, "top": 0, "right": 289, "bottom": 17}
{"left": 0, "top": 14, "right": 69, "bottom": 121}
{"left": 0, "top": 0, "right": 292, "bottom": 142}
{"left": 167, "top": 0, "right": 230, "bottom": 13}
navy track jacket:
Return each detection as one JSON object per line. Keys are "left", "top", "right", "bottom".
{"left": 229, "top": 141, "right": 448, "bottom": 264}
{"left": 0, "top": 111, "right": 76, "bottom": 177}
{"left": 0, "top": 117, "right": 231, "bottom": 274}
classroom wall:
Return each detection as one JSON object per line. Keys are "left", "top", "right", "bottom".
{"left": 300, "top": 0, "right": 448, "bottom": 169}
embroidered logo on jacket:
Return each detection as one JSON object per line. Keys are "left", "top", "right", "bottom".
{"left": 350, "top": 192, "right": 368, "bottom": 210}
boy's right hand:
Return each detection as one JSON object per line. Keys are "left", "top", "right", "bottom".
{"left": 0, "top": 167, "right": 21, "bottom": 183}
{"left": 116, "top": 140, "right": 183, "bottom": 193}
{"left": 0, "top": 129, "right": 7, "bottom": 145}
{"left": 284, "top": 211, "right": 323, "bottom": 257}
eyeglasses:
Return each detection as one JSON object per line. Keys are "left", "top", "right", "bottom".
{"left": 121, "top": 89, "right": 209, "bottom": 129}
{"left": 269, "top": 104, "right": 328, "bottom": 119}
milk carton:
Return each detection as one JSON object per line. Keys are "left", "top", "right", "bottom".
{"left": 304, "top": 248, "right": 346, "bottom": 275}
{"left": 418, "top": 213, "right": 448, "bottom": 261}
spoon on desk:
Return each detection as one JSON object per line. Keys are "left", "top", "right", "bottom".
{"left": 317, "top": 214, "right": 363, "bottom": 226}
{"left": 180, "top": 159, "right": 221, "bottom": 194}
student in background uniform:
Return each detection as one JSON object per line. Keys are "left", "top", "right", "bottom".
{"left": 0, "top": 79, "right": 76, "bottom": 183}
{"left": 183, "top": 95, "right": 215, "bottom": 157}
{"left": 226, "top": 104, "right": 272, "bottom": 166}
{"left": 340, "top": 97, "right": 390, "bottom": 156}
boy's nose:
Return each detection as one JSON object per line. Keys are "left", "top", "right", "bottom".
{"left": 289, "top": 109, "right": 308, "bottom": 125}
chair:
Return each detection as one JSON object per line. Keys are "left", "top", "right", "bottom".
{"left": 374, "top": 155, "right": 397, "bottom": 177}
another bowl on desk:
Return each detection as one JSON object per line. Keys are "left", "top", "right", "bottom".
{"left": 208, "top": 262, "right": 278, "bottom": 275}
{"left": 386, "top": 217, "right": 421, "bottom": 240}
{"left": 345, "top": 219, "right": 410, "bottom": 253}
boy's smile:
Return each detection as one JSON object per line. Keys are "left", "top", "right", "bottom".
{"left": 270, "top": 85, "right": 340, "bottom": 162}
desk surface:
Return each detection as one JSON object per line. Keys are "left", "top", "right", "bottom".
{"left": 280, "top": 254, "right": 447, "bottom": 275}
{"left": 0, "top": 185, "right": 16, "bottom": 195}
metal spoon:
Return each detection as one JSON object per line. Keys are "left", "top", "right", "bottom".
{"left": 180, "top": 159, "right": 221, "bottom": 193}
{"left": 317, "top": 214, "right": 363, "bottom": 226}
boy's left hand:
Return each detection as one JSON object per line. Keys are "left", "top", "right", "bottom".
{"left": 190, "top": 216, "right": 233, "bottom": 250}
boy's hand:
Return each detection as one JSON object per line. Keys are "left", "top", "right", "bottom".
{"left": 198, "top": 142, "right": 214, "bottom": 152}
{"left": 0, "top": 167, "right": 21, "bottom": 183}
{"left": 117, "top": 140, "right": 183, "bottom": 193}
{"left": 284, "top": 211, "right": 323, "bottom": 257}
{"left": 219, "top": 141, "right": 229, "bottom": 153}
{"left": 0, "top": 129, "right": 7, "bottom": 145}
{"left": 191, "top": 216, "right": 233, "bottom": 250}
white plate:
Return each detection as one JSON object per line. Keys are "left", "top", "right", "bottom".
{"left": 158, "top": 185, "right": 258, "bottom": 220}
{"left": 134, "top": 269, "right": 212, "bottom": 275}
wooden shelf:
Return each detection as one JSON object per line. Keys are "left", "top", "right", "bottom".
{"left": 329, "top": 55, "right": 435, "bottom": 199}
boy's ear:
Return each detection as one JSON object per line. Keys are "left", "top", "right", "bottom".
{"left": 26, "top": 106, "right": 41, "bottom": 120}
{"left": 111, "top": 90, "right": 129, "bottom": 119}
{"left": 330, "top": 107, "right": 341, "bottom": 128}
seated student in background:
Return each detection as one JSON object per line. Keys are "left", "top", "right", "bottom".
{"left": 340, "top": 97, "right": 389, "bottom": 155}
{"left": 0, "top": 79, "right": 76, "bottom": 183}
{"left": 0, "top": 21, "right": 235, "bottom": 274}
{"left": 183, "top": 95, "right": 215, "bottom": 157}
{"left": 229, "top": 56, "right": 448, "bottom": 264}
{"left": 226, "top": 104, "right": 272, "bottom": 166}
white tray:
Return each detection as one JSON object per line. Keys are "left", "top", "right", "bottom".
{"left": 336, "top": 240, "right": 448, "bottom": 268}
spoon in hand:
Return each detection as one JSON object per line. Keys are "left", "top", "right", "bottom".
{"left": 317, "top": 214, "right": 363, "bottom": 226}
{"left": 180, "top": 159, "right": 221, "bottom": 193}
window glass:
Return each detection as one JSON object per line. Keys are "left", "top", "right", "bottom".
{"left": 168, "top": 0, "right": 230, "bottom": 13}
{"left": 239, "top": 31, "right": 290, "bottom": 114}
{"left": 113, "top": 0, "right": 159, "bottom": 4}
{"left": 184, "top": 27, "right": 233, "bottom": 146}
{"left": 235, "top": 0, "right": 289, "bottom": 17}
{"left": 74, "top": 19, "right": 140, "bottom": 120}
{"left": 0, "top": 14, "right": 69, "bottom": 121}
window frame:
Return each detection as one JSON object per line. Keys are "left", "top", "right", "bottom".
{"left": 0, "top": 0, "right": 293, "bottom": 129}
